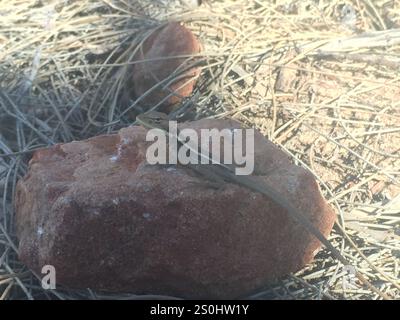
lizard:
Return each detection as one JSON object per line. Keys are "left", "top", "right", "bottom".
{"left": 136, "top": 111, "right": 392, "bottom": 300}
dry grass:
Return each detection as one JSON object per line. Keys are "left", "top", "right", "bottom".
{"left": 0, "top": 0, "right": 399, "bottom": 300}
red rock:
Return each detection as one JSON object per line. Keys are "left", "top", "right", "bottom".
{"left": 130, "top": 22, "right": 202, "bottom": 113}
{"left": 15, "top": 119, "right": 335, "bottom": 299}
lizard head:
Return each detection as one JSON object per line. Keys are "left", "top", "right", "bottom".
{"left": 136, "top": 111, "right": 170, "bottom": 129}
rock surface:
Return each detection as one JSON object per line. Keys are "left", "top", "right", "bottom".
{"left": 130, "top": 22, "right": 202, "bottom": 113}
{"left": 15, "top": 118, "right": 336, "bottom": 299}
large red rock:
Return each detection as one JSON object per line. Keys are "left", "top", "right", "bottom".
{"left": 130, "top": 22, "right": 202, "bottom": 113}
{"left": 15, "top": 118, "right": 335, "bottom": 299}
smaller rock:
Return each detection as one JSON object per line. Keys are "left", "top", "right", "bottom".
{"left": 131, "top": 22, "right": 202, "bottom": 113}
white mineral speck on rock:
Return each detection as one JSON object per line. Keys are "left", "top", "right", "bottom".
{"left": 59, "top": 196, "right": 71, "bottom": 204}
{"left": 114, "top": 140, "right": 126, "bottom": 159}
{"left": 142, "top": 212, "right": 151, "bottom": 220}
{"left": 110, "top": 155, "right": 119, "bottom": 162}
{"left": 37, "top": 227, "right": 44, "bottom": 236}
{"left": 121, "top": 138, "right": 131, "bottom": 145}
